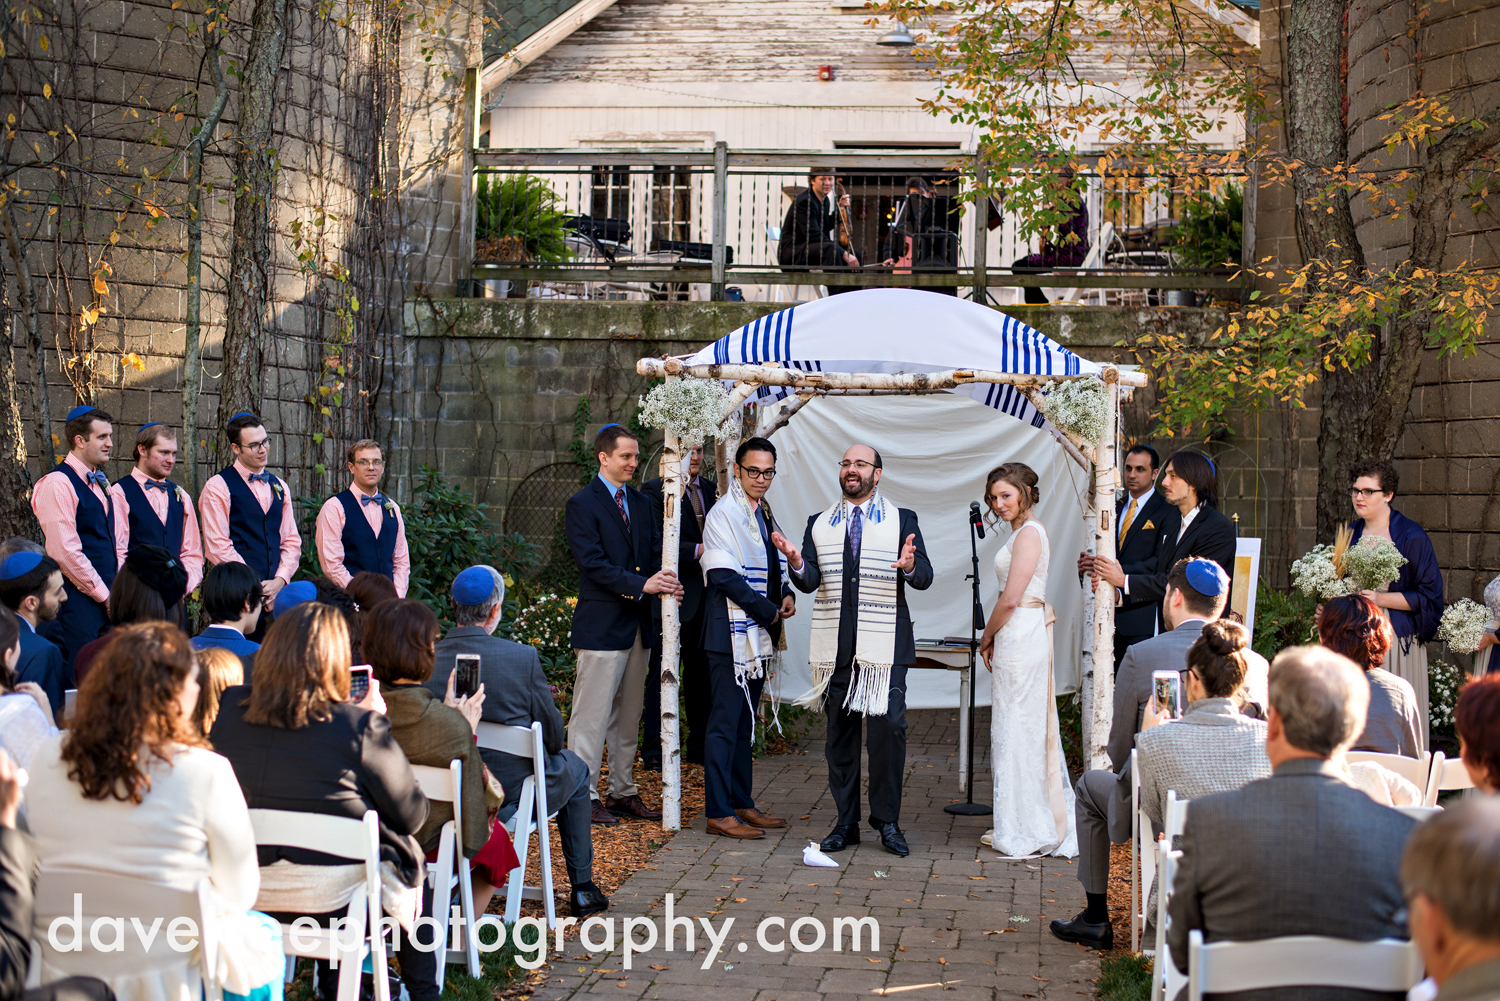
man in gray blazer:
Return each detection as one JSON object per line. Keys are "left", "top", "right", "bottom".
{"left": 1401, "top": 799, "right": 1500, "bottom": 1001}
{"left": 428, "top": 565, "right": 606, "bottom": 918}
{"left": 1167, "top": 646, "right": 1417, "bottom": 1001}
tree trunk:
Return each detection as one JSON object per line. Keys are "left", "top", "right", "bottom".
{"left": 0, "top": 278, "right": 38, "bottom": 539}
{"left": 215, "top": 0, "right": 290, "bottom": 457}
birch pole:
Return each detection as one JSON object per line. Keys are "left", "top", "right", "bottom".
{"left": 1085, "top": 369, "right": 1121, "bottom": 771}
{"left": 658, "top": 409, "right": 685, "bottom": 832}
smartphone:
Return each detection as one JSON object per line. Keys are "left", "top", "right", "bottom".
{"left": 1152, "top": 670, "right": 1183, "bottom": 720}
{"left": 454, "top": 654, "right": 481, "bottom": 700}
{"left": 348, "top": 665, "right": 372, "bottom": 703}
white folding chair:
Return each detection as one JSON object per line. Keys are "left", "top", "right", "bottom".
{"left": 32, "top": 869, "right": 218, "bottom": 998}
{"left": 1397, "top": 805, "right": 1443, "bottom": 821}
{"left": 1422, "top": 751, "right": 1475, "bottom": 806}
{"left": 61, "top": 689, "right": 77, "bottom": 727}
{"left": 1154, "top": 792, "right": 1189, "bottom": 1001}
{"left": 248, "top": 809, "right": 389, "bottom": 1001}
{"left": 1187, "top": 930, "right": 1423, "bottom": 1001}
{"left": 1346, "top": 750, "right": 1432, "bottom": 793}
{"left": 476, "top": 720, "right": 558, "bottom": 929}
{"left": 409, "top": 760, "right": 481, "bottom": 980}
{"left": 1130, "top": 749, "right": 1155, "bottom": 954}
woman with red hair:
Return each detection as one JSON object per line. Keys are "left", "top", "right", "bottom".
{"left": 1455, "top": 676, "right": 1500, "bottom": 794}
{"left": 1319, "top": 594, "right": 1423, "bottom": 757}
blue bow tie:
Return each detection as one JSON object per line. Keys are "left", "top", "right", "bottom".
{"left": 86, "top": 471, "right": 107, "bottom": 490}
{"left": 249, "top": 471, "right": 276, "bottom": 485}
{"left": 360, "top": 493, "right": 388, "bottom": 507}
{"left": 143, "top": 479, "right": 172, "bottom": 492}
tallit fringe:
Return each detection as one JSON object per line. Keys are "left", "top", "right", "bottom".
{"left": 795, "top": 661, "right": 837, "bottom": 709}
{"left": 844, "top": 660, "right": 892, "bottom": 716}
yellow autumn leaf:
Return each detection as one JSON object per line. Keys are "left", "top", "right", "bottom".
{"left": 121, "top": 352, "right": 145, "bottom": 371}
{"left": 109, "top": 231, "right": 119, "bottom": 244}
{"left": 93, "top": 275, "right": 108, "bottom": 295}
{"left": 42, "top": 83, "right": 51, "bottom": 98}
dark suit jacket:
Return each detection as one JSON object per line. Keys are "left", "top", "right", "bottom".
{"left": 1168, "top": 758, "right": 1417, "bottom": 1001}
{"left": 15, "top": 625, "right": 68, "bottom": 718}
{"left": 192, "top": 625, "right": 260, "bottom": 681}
{"left": 788, "top": 506, "right": 933, "bottom": 667}
{"left": 0, "top": 827, "right": 32, "bottom": 1000}
{"left": 1125, "top": 504, "right": 1237, "bottom": 631}
{"left": 1116, "top": 491, "right": 1170, "bottom": 638}
{"left": 565, "top": 477, "right": 662, "bottom": 651}
{"left": 642, "top": 475, "right": 717, "bottom": 624}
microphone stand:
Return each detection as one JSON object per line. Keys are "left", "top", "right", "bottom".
{"left": 945, "top": 509, "right": 992, "bottom": 816}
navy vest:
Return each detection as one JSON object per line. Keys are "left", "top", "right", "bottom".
{"left": 218, "top": 465, "right": 284, "bottom": 581}
{"left": 335, "top": 489, "right": 397, "bottom": 579}
{"left": 46, "top": 462, "right": 117, "bottom": 588}
{"left": 115, "top": 474, "right": 186, "bottom": 559}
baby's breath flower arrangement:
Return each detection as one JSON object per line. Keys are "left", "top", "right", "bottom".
{"left": 1036, "top": 376, "right": 1108, "bottom": 443}
{"left": 1429, "top": 658, "right": 1465, "bottom": 734}
{"left": 1340, "top": 536, "right": 1407, "bottom": 593}
{"left": 1290, "top": 545, "right": 1352, "bottom": 600}
{"left": 638, "top": 379, "right": 730, "bottom": 445}
{"left": 1437, "top": 598, "right": 1495, "bottom": 654}
{"left": 1291, "top": 528, "right": 1406, "bottom": 599}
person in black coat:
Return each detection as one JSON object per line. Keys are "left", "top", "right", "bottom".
{"left": 1092, "top": 450, "right": 1237, "bottom": 632}
{"left": 773, "top": 444, "right": 933, "bottom": 857}
{"left": 641, "top": 445, "right": 718, "bottom": 767}
{"left": 563, "top": 425, "right": 682, "bottom": 825}
{"left": 1079, "top": 444, "right": 1169, "bottom": 672}
{"left": 778, "top": 171, "right": 859, "bottom": 269}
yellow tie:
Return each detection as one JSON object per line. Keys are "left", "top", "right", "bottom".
{"left": 1120, "top": 497, "right": 1138, "bottom": 539}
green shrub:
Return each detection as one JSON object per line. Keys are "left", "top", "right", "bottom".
{"left": 1252, "top": 579, "right": 1317, "bottom": 662}
{"left": 1430, "top": 657, "right": 1464, "bottom": 738}
{"left": 511, "top": 591, "right": 577, "bottom": 717}
{"left": 1172, "top": 183, "right": 1243, "bottom": 272}
{"left": 475, "top": 172, "right": 571, "bottom": 262}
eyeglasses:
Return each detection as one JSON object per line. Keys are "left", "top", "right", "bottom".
{"left": 237, "top": 439, "right": 270, "bottom": 452}
{"left": 741, "top": 465, "right": 776, "bottom": 481}
{"left": 352, "top": 459, "right": 385, "bottom": 469}
{"left": 839, "top": 460, "right": 876, "bottom": 472}
{"left": 1350, "top": 488, "right": 1385, "bottom": 500}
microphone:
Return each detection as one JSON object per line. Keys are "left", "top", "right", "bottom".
{"left": 969, "top": 500, "right": 986, "bottom": 539}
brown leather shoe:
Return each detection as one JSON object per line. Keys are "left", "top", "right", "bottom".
{"left": 590, "top": 801, "right": 620, "bottom": 826}
{"left": 604, "top": 794, "right": 663, "bottom": 820}
{"left": 735, "top": 807, "right": 787, "bottom": 829}
{"left": 706, "top": 815, "right": 765, "bottom": 839}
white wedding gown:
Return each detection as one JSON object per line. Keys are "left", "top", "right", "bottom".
{"left": 988, "top": 520, "right": 1078, "bottom": 858}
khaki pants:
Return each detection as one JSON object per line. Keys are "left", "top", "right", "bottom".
{"left": 568, "top": 629, "right": 649, "bottom": 802}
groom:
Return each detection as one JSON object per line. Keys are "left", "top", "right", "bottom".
{"left": 772, "top": 444, "right": 932, "bottom": 856}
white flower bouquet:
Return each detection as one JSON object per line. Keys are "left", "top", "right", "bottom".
{"left": 1341, "top": 536, "right": 1407, "bottom": 593}
{"left": 1289, "top": 527, "right": 1406, "bottom": 600}
{"left": 1290, "top": 544, "right": 1350, "bottom": 600}
{"left": 1037, "top": 376, "right": 1108, "bottom": 443}
{"left": 1437, "top": 598, "right": 1495, "bottom": 654}
{"left": 638, "top": 379, "right": 730, "bottom": 445}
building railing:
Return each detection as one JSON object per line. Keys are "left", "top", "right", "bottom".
{"left": 464, "top": 142, "right": 1249, "bottom": 305}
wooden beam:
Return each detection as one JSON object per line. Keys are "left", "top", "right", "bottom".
{"left": 470, "top": 264, "right": 1245, "bottom": 290}
{"left": 479, "top": 0, "right": 621, "bottom": 95}
{"left": 638, "top": 358, "right": 1150, "bottom": 389}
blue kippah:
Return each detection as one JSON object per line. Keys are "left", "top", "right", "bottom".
{"left": 452, "top": 566, "right": 497, "bottom": 606}
{"left": 139, "top": 422, "right": 163, "bottom": 434}
{"left": 599, "top": 423, "right": 622, "bottom": 431}
{"left": 273, "top": 580, "right": 319, "bottom": 617}
{"left": 1185, "top": 559, "right": 1227, "bottom": 597}
{"left": 230, "top": 412, "right": 256, "bottom": 422}
{"left": 0, "top": 551, "right": 45, "bottom": 581}
{"left": 65, "top": 405, "right": 97, "bottom": 422}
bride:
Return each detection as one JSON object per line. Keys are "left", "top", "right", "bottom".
{"left": 979, "top": 463, "right": 1077, "bottom": 858}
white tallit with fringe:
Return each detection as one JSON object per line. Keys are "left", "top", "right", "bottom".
{"left": 797, "top": 491, "right": 901, "bottom": 716}
{"left": 701, "top": 477, "right": 786, "bottom": 686}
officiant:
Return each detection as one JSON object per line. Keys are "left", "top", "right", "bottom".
{"left": 1346, "top": 458, "right": 1443, "bottom": 750}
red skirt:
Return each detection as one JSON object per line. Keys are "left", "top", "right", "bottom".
{"left": 426, "top": 818, "right": 521, "bottom": 887}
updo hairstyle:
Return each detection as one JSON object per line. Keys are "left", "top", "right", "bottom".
{"left": 1186, "top": 620, "right": 1250, "bottom": 698}
{"left": 985, "top": 462, "right": 1041, "bottom": 522}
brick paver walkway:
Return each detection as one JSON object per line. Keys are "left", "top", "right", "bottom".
{"left": 532, "top": 708, "right": 1100, "bottom": 1001}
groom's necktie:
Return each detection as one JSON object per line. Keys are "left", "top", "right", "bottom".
{"left": 849, "top": 505, "right": 863, "bottom": 562}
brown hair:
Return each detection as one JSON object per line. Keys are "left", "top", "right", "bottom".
{"left": 1187, "top": 620, "right": 1250, "bottom": 699}
{"left": 65, "top": 408, "right": 112, "bottom": 452}
{"left": 345, "top": 439, "right": 382, "bottom": 465}
{"left": 108, "top": 562, "right": 169, "bottom": 626}
{"left": 984, "top": 462, "right": 1040, "bottom": 521}
{"left": 347, "top": 572, "right": 398, "bottom": 612}
{"left": 60, "top": 622, "right": 204, "bottom": 803}
{"left": 1348, "top": 457, "right": 1398, "bottom": 495}
{"left": 593, "top": 424, "right": 638, "bottom": 461}
{"left": 134, "top": 424, "right": 177, "bottom": 464}
{"left": 1318, "top": 594, "right": 1394, "bottom": 671}
{"left": 0, "top": 605, "right": 19, "bottom": 690}
{"left": 1456, "top": 676, "right": 1500, "bottom": 788}
{"left": 243, "top": 603, "right": 351, "bottom": 728}
{"left": 364, "top": 599, "right": 439, "bottom": 685}
{"left": 192, "top": 646, "right": 244, "bottom": 736}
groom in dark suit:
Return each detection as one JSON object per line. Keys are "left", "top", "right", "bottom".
{"left": 564, "top": 424, "right": 683, "bottom": 825}
{"left": 773, "top": 444, "right": 933, "bottom": 857}
{"left": 1090, "top": 444, "right": 1168, "bottom": 672}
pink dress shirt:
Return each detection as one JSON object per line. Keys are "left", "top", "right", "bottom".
{"left": 108, "top": 468, "right": 206, "bottom": 594}
{"left": 31, "top": 454, "right": 113, "bottom": 603}
{"left": 314, "top": 486, "right": 410, "bottom": 596}
{"left": 198, "top": 460, "right": 302, "bottom": 583}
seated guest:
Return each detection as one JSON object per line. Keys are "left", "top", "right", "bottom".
{"left": 25, "top": 622, "right": 280, "bottom": 1001}
{"left": 428, "top": 565, "right": 607, "bottom": 918}
{"left": 1319, "top": 594, "right": 1422, "bottom": 757}
{"left": 347, "top": 570, "right": 398, "bottom": 613}
{"left": 72, "top": 544, "right": 188, "bottom": 686}
{"left": 0, "top": 606, "right": 58, "bottom": 770}
{"left": 311, "top": 577, "right": 364, "bottom": 662}
{"left": 0, "top": 553, "right": 68, "bottom": 717}
{"left": 1401, "top": 799, "right": 1500, "bottom": 1001}
{"left": 191, "top": 560, "right": 263, "bottom": 676}
{"left": 367, "top": 599, "right": 521, "bottom": 915}
{"left": 191, "top": 646, "right": 243, "bottom": 737}
{"left": 0, "top": 753, "right": 114, "bottom": 1001}
{"left": 210, "top": 603, "right": 431, "bottom": 1001}
{"left": 1167, "top": 646, "right": 1418, "bottom": 1000}
{"left": 271, "top": 579, "right": 317, "bottom": 618}
{"left": 1456, "top": 676, "right": 1500, "bottom": 794}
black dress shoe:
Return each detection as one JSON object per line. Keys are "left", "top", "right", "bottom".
{"left": 819, "top": 824, "right": 861, "bottom": 852}
{"left": 1049, "top": 910, "right": 1114, "bottom": 950}
{"left": 590, "top": 802, "right": 621, "bottom": 825}
{"left": 570, "top": 882, "right": 609, "bottom": 919}
{"left": 873, "top": 821, "right": 910, "bottom": 857}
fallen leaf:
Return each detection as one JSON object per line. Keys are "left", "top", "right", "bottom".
{"left": 939, "top": 957, "right": 948, "bottom": 965}
{"left": 867, "top": 958, "right": 882, "bottom": 963}
{"left": 1034, "top": 976, "right": 1049, "bottom": 982}
{"left": 799, "top": 815, "right": 810, "bottom": 820}
{"left": 730, "top": 878, "right": 744, "bottom": 881}
{"left": 733, "top": 898, "right": 747, "bottom": 903}
{"left": 970, "top": 875, "right": 986, "bottom": 880}
{"left": 649, "top": 965, "right": 669, "bottom": 971}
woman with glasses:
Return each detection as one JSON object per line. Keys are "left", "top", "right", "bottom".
{"left": 314, "top": 439, "right": 411, "bottom": 597}
{"left": 1347, "top": 458, "right": 1443, "bottom": 751}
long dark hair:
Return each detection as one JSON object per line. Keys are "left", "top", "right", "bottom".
{"left": 108, "top": 562, "right": 169, "bottom": 626}
{"left": 1166, "top": 450, "right": 1219, "bottom": 509}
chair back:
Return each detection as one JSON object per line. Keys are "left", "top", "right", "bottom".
{"left": 1164, "top": 791, "right": 1189, "bottom": 840}
{"left": 1396, "top": 805, "right": 1442, "bottom": 821}
{"left": 410, "top": 760, "right": 461, "bottom": 809}
{"left": 1345, "top": 750, "right": 1431, "bottom": 791}
{"left": 1187, "top": 931, "right": 1423, "bottom": 1001}
{"left": 476, "top": 721, "right": 539, "bottom": 760}
{"left": 1423, "top": 751, "right": 1475, "bottom": 805}
{"left": 478, "top": 721, "right": 557, "bottom": 929}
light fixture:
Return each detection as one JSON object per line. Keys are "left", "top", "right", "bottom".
{"left": 877, "top": 22, "right": 916, "bottom": 47}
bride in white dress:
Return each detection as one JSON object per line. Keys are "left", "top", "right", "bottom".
{"left": 978, "top": 463, "right": 1078, "bottom": 858}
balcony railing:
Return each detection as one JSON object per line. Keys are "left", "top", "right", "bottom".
{"left": 462, "top": 143, "right": 1249, "bottom": 305}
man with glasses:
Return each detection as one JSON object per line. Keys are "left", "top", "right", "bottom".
{"left": 772, "top": 444, "right": 932, "bottom": 857}
{"left": 314, "top": 439, "right": 410, "bottom": 596}
{"left": 199, "top": 412, "right": 301, "bottom": 619}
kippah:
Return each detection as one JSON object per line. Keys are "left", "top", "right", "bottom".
{"left": 65, "top": 405, "right": 97, "bottom": 422}
{"left": 599, "top": 423, "right": 622, "bottom": 431}
{"left": 0, "top": 551, "right": 45, "bottom": 581}
{"left": 452, "top": 566, "right": 497, "bottom": 606}
{"left": 230, "top": 412, "right": 256, "bottom": 421}
{"left": 273, "top": 579, "right": 319, "bottom": 617}
{"left": 138, "top": 422, "right": 163, "bottom": 433}
{"left": 1185, "top": 559, "right": 1227, "bottom": 597}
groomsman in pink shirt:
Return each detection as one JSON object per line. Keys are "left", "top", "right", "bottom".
{"left": 197, "top": 413, "right": 301, "bottom": 621}
{"left": 109, "top": 423, "right": 205, "bottom": 606}
{"left": 30, "top": 405, "right": 117, "bottom": 670}
{"left": 314, "top": 439, "right": 410, "bottom": 596}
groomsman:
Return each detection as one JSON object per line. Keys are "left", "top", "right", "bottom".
{"left": 1079, "top": 443, "right": 1167, "bottom": 672}
{"left": 110, "top": 423, "right": 205, "bottom": 601}
{"left": 198, "top": 413, "right": 301, "bottom": 615}
{"left": 642, "top": 444, "right": 717, "bottom": 767}
{"left": 774, "top": 444, "right": 932, "bottom": 857}
{"left": 30, "top": 406, "right": 116, "bottom": 670}
{"left": 314, "top": 439, "right": 410, "bottom": 596}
